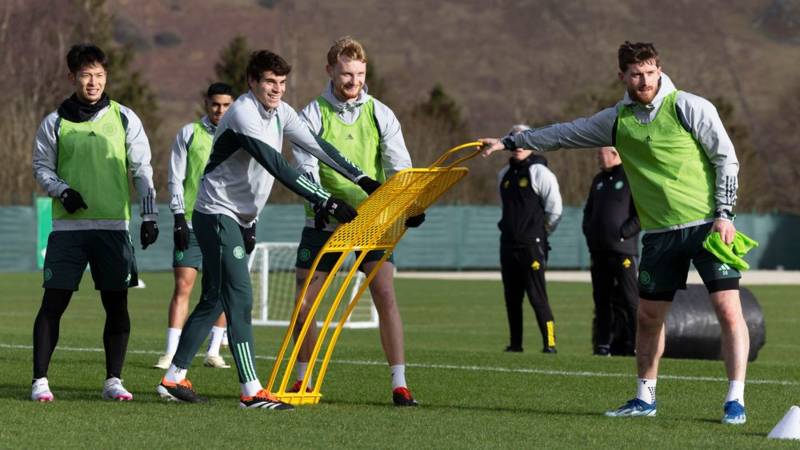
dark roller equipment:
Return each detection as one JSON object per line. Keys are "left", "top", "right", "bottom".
{"left": 664, "top": 284, "right": 765, "bottom": 361}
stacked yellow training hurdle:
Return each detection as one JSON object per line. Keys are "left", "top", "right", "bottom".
{"left": 266, "top": 142, "right": 483, "bottom": 405}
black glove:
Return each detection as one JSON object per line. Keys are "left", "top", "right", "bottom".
{"left": 141, "top": 220, "right": 159, "bottom": 250}
{"left": 357, "top": 177, "right": 381, "bottom": 195}
{"left": 59, "top": 188, "right": 88, "bottom": 213}
{"left": 242, "top": 225, "right": 256, "bottom": 254}
{"left": 314, "top": 196, "right": 358, "bottom": 230}
{"left": 173, "top": 214, "right": 189, "bottom": 251}
{"left": 405, "top": 213, "right": 426, "bottom": 228}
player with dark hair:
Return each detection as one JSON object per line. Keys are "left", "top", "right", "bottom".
{"left": 154, "top": 83, "right": 235, "bottom": 371}
{"left": 156, "top": 50, "right": 379, "bottom": 410}
{"left": 481, "top": 41, "right": 748, "bottom": 424}
{"left": 32, "top": 43, "right": 159, "bottom": 402}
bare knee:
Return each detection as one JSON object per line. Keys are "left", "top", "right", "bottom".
{"left": 637, "top": 301, "right": 668, "bottom": 332}
{"left": 716, "top": 304, "right": 745, "bottom": 330}
{"left": 173, "top": 267, "right": 197, "bottom": 302}
{"left": 711, "top": 291, "right": 745, "bottom": 330}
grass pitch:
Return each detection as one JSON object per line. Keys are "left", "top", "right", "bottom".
{"left": 0, "top": 273, "right": 798, "bottom": 448}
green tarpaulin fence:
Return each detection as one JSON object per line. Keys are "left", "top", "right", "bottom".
{"left": 1, "top": 201, "right": 797, "bottom": 272}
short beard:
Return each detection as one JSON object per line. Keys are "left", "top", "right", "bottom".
{"left": 628, "top": 86, "right": 656, "bottom": 105}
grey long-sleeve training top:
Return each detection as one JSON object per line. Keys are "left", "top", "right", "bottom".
{"left": 32, "top": 103, "right": 158, "bottom": 231}
{"left": 502, "top": 73, "right": 738, "bottom": 226}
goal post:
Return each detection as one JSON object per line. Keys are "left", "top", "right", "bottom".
{"left": 247, "top": 242, "right": 378, "bottom": 329}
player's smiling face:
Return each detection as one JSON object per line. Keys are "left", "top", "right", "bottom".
{"left": 327, "top": 55, "right": 366, "bottom": 102}
{"left": 620, "top": 60, "right": 661, "bottom": 105}
{"left": 69, "top": 63, "right": 106, "bottom": 105}
{"left": 249, "top": 71, "right": 286, "bottom": 110}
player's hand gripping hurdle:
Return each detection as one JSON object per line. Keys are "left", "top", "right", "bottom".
{"left": 266, "top": 142, "right": 483, "bottom": 405}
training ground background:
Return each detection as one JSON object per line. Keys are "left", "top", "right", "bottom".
{"left": 0, "top": 272, "right": 798, "bottom": 448}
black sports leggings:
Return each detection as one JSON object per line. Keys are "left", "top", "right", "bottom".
{"left": 33, "top": 289, "right": 130, "bottom": 380}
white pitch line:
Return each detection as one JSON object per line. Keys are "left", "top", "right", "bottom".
{"left": 1, "top": 343, "right": 796, "bottom": 386}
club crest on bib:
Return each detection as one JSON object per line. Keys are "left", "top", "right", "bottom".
{"left": 102, "top": 121, "right": 118, "bottom": 136}
{"left": 518, "top": 177, "right": 529, "bottom": 188}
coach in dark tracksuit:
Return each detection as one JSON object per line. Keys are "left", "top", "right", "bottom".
{"left": 583, "top": 146, "right": 640, "bottom": 356}
{"left": 498, "top": 125, "right": 563, "bottom": 354}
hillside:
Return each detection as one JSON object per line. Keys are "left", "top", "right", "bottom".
{"left": 7, "top": 0, "right": 799, "bottom": 208}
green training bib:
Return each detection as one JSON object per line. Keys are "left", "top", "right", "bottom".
{"left": 54, "top": 101, "right": 131, "bottom": 220}
{"left": 305, "top": 97, "right": 383, "bottom": 221}
{"left": 183, "top": 120, "right": 213, "bottom": 222}
{"left": 615, "top": 91, "right": 716, "bottom": 230}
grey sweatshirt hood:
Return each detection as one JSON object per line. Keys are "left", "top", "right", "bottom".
{"left": 321, "top": 82, "right": 372, "bottom": 112}
{"left": 621, "top": 73, "right": 677, "bottom": 110}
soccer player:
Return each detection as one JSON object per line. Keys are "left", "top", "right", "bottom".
{"left": 582, "top": 146, "right": 640, "bottom": 356}
{"left": 157, "top": 50, "right": 379, "bottom": 410}
{"left": 480, "top": 42, "right": 748, "bottom": 424}
{"left": 153, "top": 83, "right": 235, "bottom": 371}
{"left": 291, "top": 36, "right": 423, "bottom": 406}
{"left": 497, "top": 124, "right": 562, "bottom": 354}
{"left": 31, "top": 44, "right": 159, "bottom": 402}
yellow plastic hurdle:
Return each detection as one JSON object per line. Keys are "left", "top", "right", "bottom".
{"left": 266, "top": 142, "right": 483, "bottom": 405}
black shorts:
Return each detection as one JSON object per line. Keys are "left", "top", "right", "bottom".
{"left": 295, "top": 227, "right": 393, "bottom": 272}
{"left": 42, "top": 230, "right": 138, "bottom": 291}
{"left": 638, "top": 222, "right": 740, "bottom": 301}
{"left": 173, "top": 229, "right": 202, "bottom": 269}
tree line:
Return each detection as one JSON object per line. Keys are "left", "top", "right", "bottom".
{"left": 0, "top": 0, "right": 775, "bottom": 212}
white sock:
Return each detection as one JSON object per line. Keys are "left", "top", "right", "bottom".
{"left": 390, "top": 364, "right": 407, "bottom": 389}
{"left": 165, "top": 328, "right": 181, "bottom": 356}
{"left": 241, "top": 380, "right": 263, "bottom": 397}
{"left": 725, "top": 380, "right": 745, "bottom": 406}
{"left": 636, "top": 378, "right": 657, "bottom": 404}
{"left": 221, "top": 330, "right": 229, "bottom": 347}
{"left": 296, "top": 362, "right": 312, "bottom": 384}
{"left": 206, "top": 326, "right": 226, "bottom": 357}
{"left": 165, "top": 364, "right": 187, "bottom": 383}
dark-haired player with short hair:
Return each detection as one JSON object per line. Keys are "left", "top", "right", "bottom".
{"left": 32, "top": 43, "right": 159, "bottom": 402}
{"left": 154, "top": 83, "right": 235, "bottom": 371}
{"left": 481, "top": 42, "right": 747, "bottom": 424}
{"left": 157, "top": 50, "right": 379, "bottom": 410}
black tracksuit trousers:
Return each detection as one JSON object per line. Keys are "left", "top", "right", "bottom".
{"left": 500, "top": 246, "right": 555, "bottom": 350}
{"left": 589, "top": 251, "right": 638, "bottom": 354}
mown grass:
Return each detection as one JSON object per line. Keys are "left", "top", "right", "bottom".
{"left": 0, "top": 273, "right": 797, "bottom": 448}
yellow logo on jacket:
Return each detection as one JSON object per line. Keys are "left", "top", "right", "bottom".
{"left": 519, "top": 177, "right": 529, "bottom": 188}
{"left": 623, "top": 258, "right": 632, "bottom": 268}
{"left": 531, "top": 260, "right": 541, "bottom": 271}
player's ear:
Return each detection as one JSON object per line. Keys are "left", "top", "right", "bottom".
{"left": 325, "top": 65, "right": 334, "bottom": 78}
